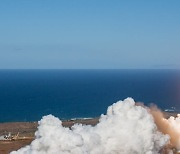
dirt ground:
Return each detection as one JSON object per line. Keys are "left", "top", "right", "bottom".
{"left": 0, "top": 118, "right": 99, "bottom": 154}
{"left": 0, "top": 112, "right": 179, "bottom": 154}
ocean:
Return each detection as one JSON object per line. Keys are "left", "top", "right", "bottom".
{"left": 0, "top": 69, "right": 179, "bottom": 122}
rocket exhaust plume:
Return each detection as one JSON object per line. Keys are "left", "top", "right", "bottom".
{"left": 11, "top": 98, "right": 180, "bottom": 154}
{"left": 149, "top": 105, "right": 180, "bottom": 151}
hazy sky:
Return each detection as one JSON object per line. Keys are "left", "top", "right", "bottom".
{"left": 0, "top": 0, "right": 180, "bottom": 69}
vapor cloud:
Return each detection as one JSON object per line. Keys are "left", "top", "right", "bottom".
{"left": 11, "top": 98, "right": 172, "bottom": 154}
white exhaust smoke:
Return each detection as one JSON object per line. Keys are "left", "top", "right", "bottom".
{"left": 11, "top": 98, "right": 170, "bottom": 154}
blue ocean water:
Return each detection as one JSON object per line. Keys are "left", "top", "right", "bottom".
{"left": 0, "top": 69, "right": 180, "bottom": 122}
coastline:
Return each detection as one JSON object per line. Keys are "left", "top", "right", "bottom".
{"left": 0, "top": 112, "right": 178, "bottom": 154}
{"left": 0, "top": 118, "right": 99, "bottom": 154}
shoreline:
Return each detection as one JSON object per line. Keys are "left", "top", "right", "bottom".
{"left": 0, "top": 112, "right": 179, "bottom": 154}
{"left": 0, "top": 118, "right": 99, "bottom": 154}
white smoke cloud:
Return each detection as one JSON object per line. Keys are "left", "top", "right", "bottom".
{"left": 11, "top": 98, "right": 169, "bottom": 154}
{"left": 168, "top": 114, "right": 180, "bottom": 131}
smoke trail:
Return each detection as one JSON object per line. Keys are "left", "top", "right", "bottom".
{"left": 11, "top": 98, "right": 169, "bottom": 154}
{"left": 149, "top": 106, "right": 180, "bottom": 150}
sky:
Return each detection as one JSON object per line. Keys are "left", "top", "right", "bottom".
{"left": 0, "top": 0, "right": 180, "bottom": 69}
